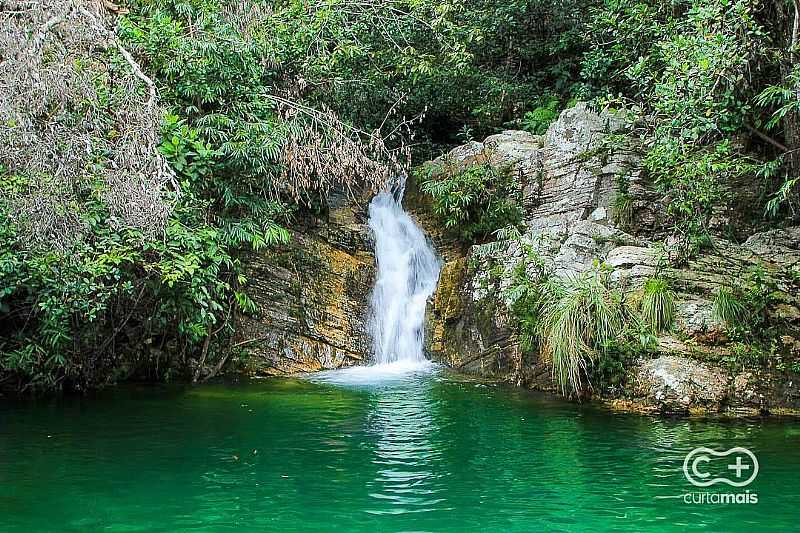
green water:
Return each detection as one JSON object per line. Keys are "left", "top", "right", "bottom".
{"left": 1, "top": 368, "right": 799, "bottom": 532}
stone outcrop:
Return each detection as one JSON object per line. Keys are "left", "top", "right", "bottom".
{"left": 413, "top": 102, "right": 800, "bottom": 415}
{"left": 630, "top": 355, "right": 728, "bottom": 413}
{"left": 414, "top": 103, "right": 644, "bottom": 386}
{"left": 235, "top": 194, "right": 375, "bottom": 375}
{"left": 626, "top": 354, "right": 800, "bottom": 415}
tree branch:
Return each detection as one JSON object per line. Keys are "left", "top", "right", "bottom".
{"left": 77, "top": 7, "right": 158, "bottom": 108}
{"left": 745, "top": 123, "right": 790, "bottom": 153}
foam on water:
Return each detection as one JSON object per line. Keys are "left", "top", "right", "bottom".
{"left": 308, "top": 360, "right": 439, "bottom": 386}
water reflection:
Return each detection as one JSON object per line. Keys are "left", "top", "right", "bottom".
{"left": 363, "top": 373, "right": 446, "bottom": 514}
{"left": 311, "top": 363, "right": 448, "bottom": 515}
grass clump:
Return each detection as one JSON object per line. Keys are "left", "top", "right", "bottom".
{"left": 506, "top": 250, "right": 631, "bottom": 397}
{"left": 713, "top": 287, "right": 749, "bottom": 329}
{"left": 536, "top": 269, "right": 628, "bottom": 396}
{"left": 713, "top": 266, "right": 778, "bottom": 336}
{"left": 611, "top": 192, "right": 634, "bottom": 228}
{"left": 638, "top": 277, "right": 675, "bottom": 332}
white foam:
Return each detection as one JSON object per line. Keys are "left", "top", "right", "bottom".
{"left": 308, "top": 360, "right": 439, "bottom": 386}
{"left": 367, "top": 190, "right": 441, "bottom": 365}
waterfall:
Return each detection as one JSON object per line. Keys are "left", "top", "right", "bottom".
{"left": 367, "top": 182, "right": 441, "bottom": 365}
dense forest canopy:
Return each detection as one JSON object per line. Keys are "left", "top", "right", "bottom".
{"left": 1, "top": 0, "right": 798, "bottom": 391}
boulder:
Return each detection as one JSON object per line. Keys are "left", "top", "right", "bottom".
{"left": 630, "top": 355, "right": 728, "bottom": 413}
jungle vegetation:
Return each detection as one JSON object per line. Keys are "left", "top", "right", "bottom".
{"left": 1, "top": 0, "right": 798, "bottom": 391}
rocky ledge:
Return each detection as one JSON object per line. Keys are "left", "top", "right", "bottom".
{"left": 410, "top": 103, "right": 800, "bottom": 416}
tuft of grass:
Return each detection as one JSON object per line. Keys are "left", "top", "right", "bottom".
{"left": 535, "top": 269, "right": 627, "bottom": 396}
{"left": 611, "top": 192, "right": 634, "bottom": 227}
{"left": 639, "top": 277, "right": 675, "bottom": 332}
{"left": 713, "top": 287, "right": 748, "bottom": 328}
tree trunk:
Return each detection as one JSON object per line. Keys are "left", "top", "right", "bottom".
{"left": 782, "top": 0, "right": 800, "bottom": 170}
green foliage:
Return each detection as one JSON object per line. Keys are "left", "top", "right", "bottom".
{"left": 712, "top": 266, "right": 778, "bottom": 337}
{"left": 610, "top": 173, "right": 634, "bottom": 228}
{"left": 119, "top": 5, "right": 289, "bottom": 208}
{"left": 519, "top": 95, "right": 561, "bottom": 135}
{"left": 503, "top": 233, "right": 667, "bottom": 396}
{"left": 0, "top": 180, "right": 241, "bottom": 390}
{"left": 535, "top": 268, "right": 629, "bottom": 395}
{"left": 302, "top": 0, "right": 590, "bottom": 145}
{"left": 645, "top": 140, "right": 759, "bottom": 257}
{"left": 610, "top": 193, "right": 633, "bottom": 227}
{"left": 6, "top": 0, "right": 800, "bottom": 392}
{"left": 418, "top": 160, "right": 522, "bottom": 241}
{"left": 0, "top": 18, "right": 295, "bottom": 390}
{"left": 584, "top": 0, "right": 799, "bottom": 247}
{"left": 757, "top": 69, "right": 800, "bottom": 132}
{"left": 124, "top": 0, "right": 590, "bottom": 149}
{"left": 713, "top": 287, "right": 749, "bottom": 330}
{"left": 505, "top": 249, "right": 638, "bottom": 396}
{"left": 756, "top": 66, "right": 800, "bottom": 215}
{"left": 638, "top": 277, "right": 675, "bottom": 332}
{"left": 590, "top": 320, "right": 657, "bottom": 392}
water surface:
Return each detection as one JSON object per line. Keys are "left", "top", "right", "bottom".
{"left": 1, "top": 368, "right": 799, "bottom": 531}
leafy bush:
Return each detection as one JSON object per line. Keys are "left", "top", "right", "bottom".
{"left": 520, "top": 96, "right": 561, "bottom": 135}
{"left": 584, "top": 0, "right": 799, "bottom": 247}
{"left": 590, "top": 322, "right": 657, "bottom": 392}
{"left": 418, "top": 160, "right": 523, "bottom": 241}
{"left": 644, "top": 140, "right": 758, "bottom": 258}
{"left": 0, "top": 182, "right": 241, "bottom": 391}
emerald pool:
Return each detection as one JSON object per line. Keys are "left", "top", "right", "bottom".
{"left": 1, "top": 367, "right": 799, "bottom": 532}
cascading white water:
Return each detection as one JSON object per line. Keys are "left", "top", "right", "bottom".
{"left": 367, "top": 183, "right": 441, "bottom": 365}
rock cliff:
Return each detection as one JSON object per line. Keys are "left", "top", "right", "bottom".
{"left": 411, "top": 103, "right": 800, "bottom": 415}
{"left": 235, "top": 193, "right": 375, "bottom": 375}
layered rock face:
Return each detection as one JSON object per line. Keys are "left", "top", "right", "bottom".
{"left": 235, "top": 195, "right": 375, "bottom": 375}
{"left": 413, "top": 103, "right": 800, "bottom": 414}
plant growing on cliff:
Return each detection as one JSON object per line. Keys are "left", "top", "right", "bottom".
{"left": 713, "top": 266, "right": 779, "bottom": 337}
{"left": 584, "top": 0, "right": 800, "bottom": 250}
{"left": 713, "top": 287, "right": 749, "bottom": 330}
{"left": 537, "top": 268, "right": 629, "bottom": 396}
{"left": 519, "top": 95, "right": 561, "bottom": 135}
{"left": 418, "top": 159, "right": 523, "bottom": 241}
{"left": 505, "top": 251, "right": 631, "bottom": 396}
{"left": 637, "top": 277, "right": 675, "bottom": 332}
